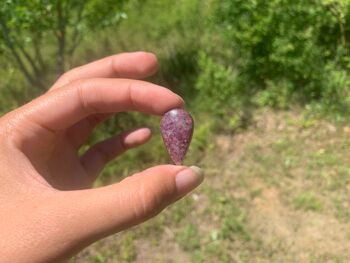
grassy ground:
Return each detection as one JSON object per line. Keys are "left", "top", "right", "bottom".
{"left": 70, "top": 108, "right": 350, "bottom": 263}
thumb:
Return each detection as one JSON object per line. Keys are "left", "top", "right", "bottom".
{"left": 58, "top": 165, "right": 203, "bottom": 249}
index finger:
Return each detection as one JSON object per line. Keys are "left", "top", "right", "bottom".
{"left": 51, "top": 52, "right": 158, "bottom": 90}
{"left": 14, "top": 78, "right": 184, "bottom": 132}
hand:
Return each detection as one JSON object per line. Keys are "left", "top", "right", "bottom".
{"left": 0, "top": 52, "right": 203, "bottom": 263}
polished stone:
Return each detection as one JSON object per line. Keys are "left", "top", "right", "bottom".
{"left": 160, "top": 108, "right": 194, "bottom": 165}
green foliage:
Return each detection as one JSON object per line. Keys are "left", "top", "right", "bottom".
{"left": 0, "top": 0, "right": 127, "bottom": 47}
{"left": 253, "top": 79, "right": 294, "bottom": 109}
{"left": 0, "top": 0, "right": 127, "bottom": 90}
{"left": 195, "top": 52, "right": 237, "bottom": 116}
{"left": 84, "top": 0, "right": 127, "bottom": 29}
{"left": 187, "top": 120, "right": 213, "bottom": 163}
{"left": 215, "top": 0, "right": 350, "bottom": 109}
{"left": 0, "top": 65, "right": 26, "bottom": 114}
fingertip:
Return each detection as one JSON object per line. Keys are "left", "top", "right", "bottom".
{"left": 177, "top": 95, "right": 186, "bottom": 109}
{"left": 133, "top": 51, "right": 157, "bottom": 62}
{"left": 136, "top": 164, "right": 186, "bottom": 177}
{"left": 135, "top": 51, "right": 158, "bottom": 66}
{"left": 175, "top": 166, "right": 204, "bottom": 195}
{"left": 140, "top": 127, "right": 153, "bottom": 136}
{"left": 123, "top": 127, "right": 152, "bottom": 147}
{"left": 114, "top": 52, "right": 158, "bottom": 78}
{"left": 136, "top": 127, "right": 153, "bottom": 142}
{"left": 135, "top": 52, "right": 158, "bottom": 76}
{"left": 159, "top": 92, "right": 185, "bottom": 115}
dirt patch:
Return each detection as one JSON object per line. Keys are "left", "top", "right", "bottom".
{"left": 134, "top": 236, "right": 190, "bottom": 263}
{"left": 251, "top": 186, "right": 350, "bottom": 261}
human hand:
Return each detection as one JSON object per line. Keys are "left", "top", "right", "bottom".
{"left": 0, "top": 52, "right": 203, "bottom": 262}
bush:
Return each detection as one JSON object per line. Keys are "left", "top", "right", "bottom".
{"left": 195, "top": 52, "right": 237, "bottom": 116}
{"left": 216, "top": 0, "right": 350, "bottom": 108}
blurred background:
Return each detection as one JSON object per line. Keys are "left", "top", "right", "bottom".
{"left": 1, "top": 0, "right": 350, "bottom": 262}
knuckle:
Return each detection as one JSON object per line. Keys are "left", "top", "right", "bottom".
{"left": 59, "top": 68, "right": 79, "bottom": 86}
{"left": 126, "top": 81, "right": 135, "bottom": 109}
{"left": 72, "top": 78, "right": 90, "bottom": 90}
{"left": 134, "top": 183, "right": 163, "bottom": 219}
{"left": 0, "top": 112, "right": 24, "bottom": 145}
{"left": 73, "top": 79, "right": 99, "bottom": 114}
{"left": 132, "top": 178, "right": 176, "bottom": 219}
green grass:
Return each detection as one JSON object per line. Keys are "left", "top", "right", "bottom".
{"left": 175, "top": 223, "right": 201, "bottom": 251}
{"left": 293, "top": 192, "right": 323, "bottom": 212}
{"left": 119, "top": 233, "right": 137, "bottom": 262}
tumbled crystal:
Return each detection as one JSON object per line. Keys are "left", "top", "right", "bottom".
{"left": 160, "top": 108, "right": 194, "bottom": 165}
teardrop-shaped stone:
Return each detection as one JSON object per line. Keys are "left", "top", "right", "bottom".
{"left": 160, "top": 108, "right": 194, "bottom": 165}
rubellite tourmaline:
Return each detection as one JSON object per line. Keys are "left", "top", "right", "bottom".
{"left": 160, "top": 108, "right": 194, "bottom": 165}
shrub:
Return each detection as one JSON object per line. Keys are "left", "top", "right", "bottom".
{"left": 216, "top": 0, "right": 350, "bottom": 108}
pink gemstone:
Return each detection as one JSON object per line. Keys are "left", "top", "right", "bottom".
{"left": 160, "top": 108, "right": 194, "bottom": 165}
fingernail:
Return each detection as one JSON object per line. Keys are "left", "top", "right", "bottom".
{"left": 175, "top": 166, "right": 204, "bottom": 194}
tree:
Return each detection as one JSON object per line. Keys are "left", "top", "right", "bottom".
{"left": 0, "top": 0, "right": 127, "bottom": 91}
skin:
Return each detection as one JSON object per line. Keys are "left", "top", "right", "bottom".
{"left": 0, "top": 52, "right": 203, "bottom": 263}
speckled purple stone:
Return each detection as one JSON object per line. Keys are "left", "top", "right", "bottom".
{"left": 160, "top": 109, "right": 194, "bottom": 165}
